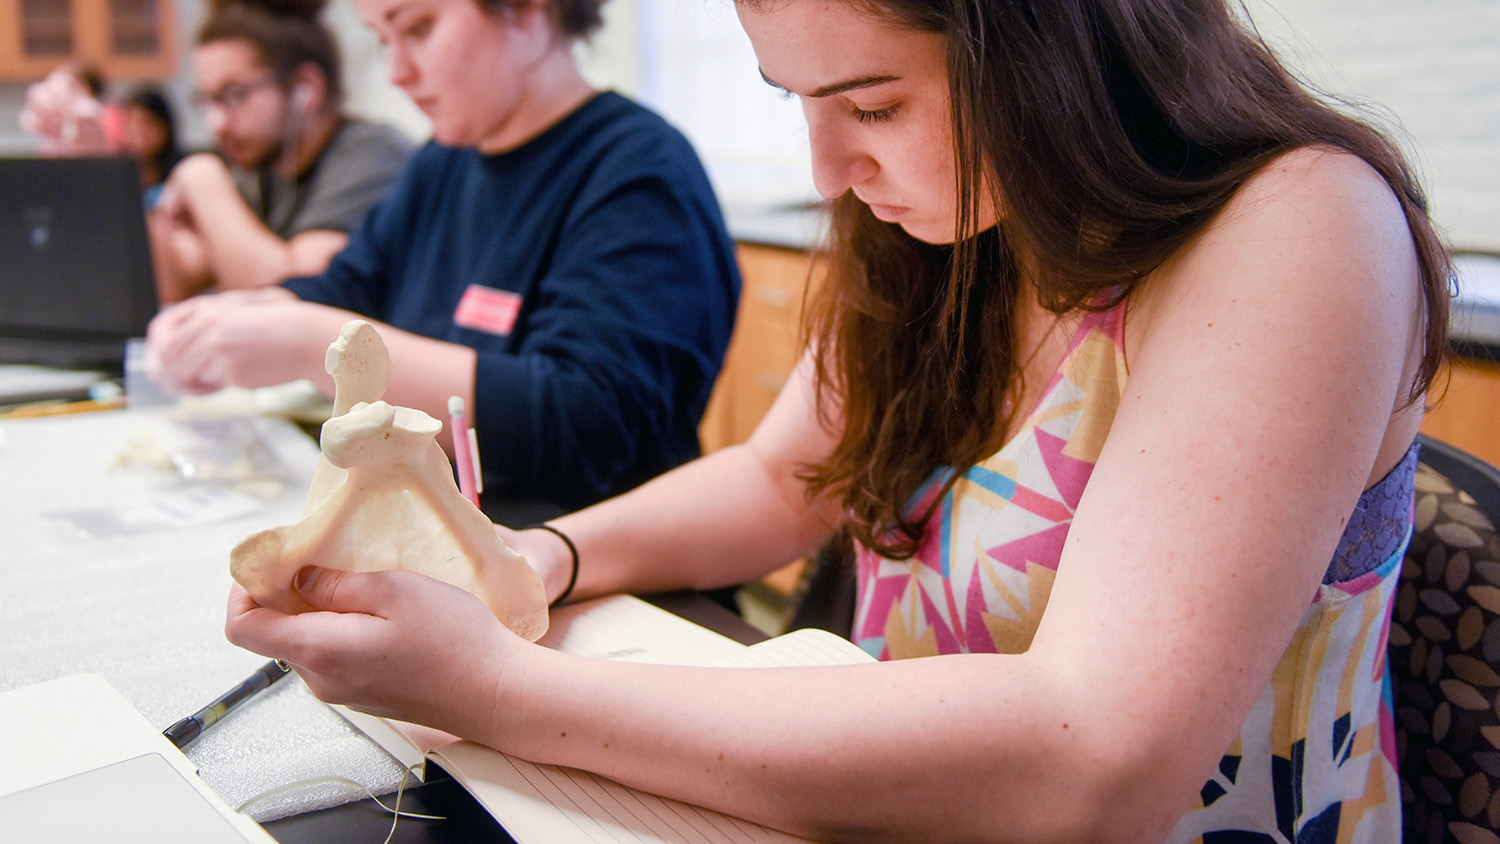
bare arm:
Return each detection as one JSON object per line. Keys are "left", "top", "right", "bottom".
{"left": 366, "top": 325, "right": 479, "bottom": 461}
{"left": 158, "top": 154, "right": 349, "bottom": 294}
{"left": 146, "top": 289, "right": 479, "bottom": 457}
{"left": 229, "top": 150, "right": 1429, "bottom": 843}
{"left": 509, "top": 354, "right": 845, "bottom": 600}
{"left": 148, "top": 210, "right": 214, "bottom": 304}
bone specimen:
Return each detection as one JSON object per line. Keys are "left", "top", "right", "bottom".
{"left": 303, "top": 320, "right": 391, "bottom": 515}
{"left": 229, "top": 321, "right": 548, "bottom": 641}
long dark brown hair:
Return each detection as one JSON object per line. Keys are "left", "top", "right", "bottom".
{"left": 790, "top": 0, "right": 1452, "bottom": 558}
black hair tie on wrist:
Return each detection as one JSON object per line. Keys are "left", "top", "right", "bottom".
{"left": 528, "top": 523, "right": 578, "bottom": 608}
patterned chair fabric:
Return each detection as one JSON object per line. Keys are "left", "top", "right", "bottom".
{"left": 1390, "top": 435, "right": 1500, "bottom": 844}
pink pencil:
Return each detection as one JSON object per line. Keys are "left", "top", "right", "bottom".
{"left": 448, "top": 396, "right": 481, "bottom": 508}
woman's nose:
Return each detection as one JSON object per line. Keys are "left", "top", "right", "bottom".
{"left": 386, "top": 45, "right": 416, "bottom": 88}
{"left": 807, "top": 114, "right": 878, "bottom": 200}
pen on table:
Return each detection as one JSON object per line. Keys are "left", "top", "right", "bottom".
{"left": 448, "top": 395, "right": 482, "bottom": 508}
{"left": 163, "top": 659, "right": 291, "bottom": 749}
{"left": 0, "top": 396, "right": 126, "bottom": 419}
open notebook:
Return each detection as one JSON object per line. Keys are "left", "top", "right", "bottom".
{"left": 337, "top": 594, "right": 875, "bottom": 844}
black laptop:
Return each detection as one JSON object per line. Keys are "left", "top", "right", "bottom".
{"left": 0, "top": 156, "right": 158, "bottom": 374}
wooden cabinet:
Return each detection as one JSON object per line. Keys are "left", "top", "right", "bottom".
{"left": 1419, "top": 355, "right": 1500, "bottom": 469}
{"left": 0, "top": 0, "right": 177, "bottom": 80}
{"left": 699, "top": 244, "right": 825, "bottom": 613}
{"left": 699, "top": 243, "right": 825, "bottom": 453}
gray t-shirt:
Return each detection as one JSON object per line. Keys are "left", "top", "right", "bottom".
{"left": 235, "top": 117, "right": 414, "bottom": 239}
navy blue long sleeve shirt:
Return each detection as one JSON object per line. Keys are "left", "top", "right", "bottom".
{"left": 285, "top": 93, "right": 741, "bottom": 510}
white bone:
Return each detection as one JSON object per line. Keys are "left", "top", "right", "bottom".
{"left": 303, "top": 320, "right": 394, "bottom": 516}
{"left": 230, "top": 325, "right": 548, "bottom": 641}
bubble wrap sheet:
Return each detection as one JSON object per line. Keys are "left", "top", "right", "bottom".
{"left": 0, "top": 409, "right": 408, "bottom": 822}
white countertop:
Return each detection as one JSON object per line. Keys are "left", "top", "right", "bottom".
{"left": 0, "top": 410, "right": 408, "bottom": 821}
{"left": 1454, "top": 253, "right": 1500, "bottom": 350}
{"left": 723, "top": 200, "right": 828, "bottom": 251}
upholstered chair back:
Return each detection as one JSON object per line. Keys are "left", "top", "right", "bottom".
{"left": 1390, "top": 435, "right": 1500, "bottom": 843}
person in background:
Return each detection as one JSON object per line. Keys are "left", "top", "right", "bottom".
{"left": 18, "top": 63, "right": 120, "bottom": 155}
{"left": 227, "top": 0, "right": 1449, "bottom": 840}
{"left": 117, "top": 84, "right": 184, "bottom": 205}
{"left": 146, "top": 0, "right": 740, "bottom": 519}
{"left": 149, "top": 0, "right": 413, "bottom": 303}
{"left": 20, "top": 68, "right": 179, "bottom": 205}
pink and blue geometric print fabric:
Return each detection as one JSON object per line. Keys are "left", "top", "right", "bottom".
{"left": 853, "top": 305, "right": 1125, "bottom": 659}
{"left": 852, "top": 301, "right": 1408, "bottom": 841}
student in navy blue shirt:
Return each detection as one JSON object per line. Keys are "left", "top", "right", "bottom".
{"left": 146, "top": 0, "right": 741, "bottom": 516}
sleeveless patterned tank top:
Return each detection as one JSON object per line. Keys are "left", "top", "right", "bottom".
{"left": 853, "top": 302, "right": 1411, "bottom": 842}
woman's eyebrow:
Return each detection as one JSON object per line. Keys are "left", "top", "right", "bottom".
{"left": 759, "top": 69, "right": 901, "bottom": 98}
{"left": 382, "top": 0, "right": 418, "bottom": 24}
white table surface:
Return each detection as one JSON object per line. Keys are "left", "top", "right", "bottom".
{"left": 0, "top": 408, "right": 407, "bottom": 821}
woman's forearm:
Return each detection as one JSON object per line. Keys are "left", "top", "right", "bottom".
{"left": 547, "top": 442, "right": 838, "bottom": 600}
{"left": 542, "top": 356, "right": 844, "bottom": 599}
{"left": 486, "top": 645, "right": 1162, "bottom": 844}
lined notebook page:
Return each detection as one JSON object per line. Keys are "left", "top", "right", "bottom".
{"left": 537, "top": 594, "right": 750, "bottom": 666}
{"left": 433, "top": 743, "right": 816, "bottom": 844}
{"left": 409, "top": 596, "right": 873, "bottom": 844}
{"left": 726, "top": 628, "right": 875, "bottom": 669}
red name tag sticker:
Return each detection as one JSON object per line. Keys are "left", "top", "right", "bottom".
{"left": 454, "top": 284, "right": 523, "bottom": 336}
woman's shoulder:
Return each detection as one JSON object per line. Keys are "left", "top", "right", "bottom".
{"left": 538, "top": 92, "right": 679, "bottom": 150}
{"left": 332, "top": 118, "right": 417, "bottom": 163}
{"left": 551, "top": 93, "right": 720, "bottom": 204}
{"left": 1133, "top": 146, "right": 1419, "bottom": 319}
{"left": 1222, "top": 146, "right": 1405, "bottom": 230}
{"left": 582, "top": 92, "right": 682, "bottom": 135}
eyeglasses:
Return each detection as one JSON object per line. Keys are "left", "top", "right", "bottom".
{"left": 192, "top": 74, "right": 279, "bottom": 113}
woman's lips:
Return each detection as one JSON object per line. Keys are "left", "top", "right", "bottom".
{"left": 866, "top": 202, "right": 908, "bottom": 222}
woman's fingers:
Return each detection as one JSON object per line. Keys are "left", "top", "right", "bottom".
{"left": 292, "top": 566, "right": 400, "bottom": 616}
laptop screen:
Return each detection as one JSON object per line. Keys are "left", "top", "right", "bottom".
{"left": 0, "top": 156, "right": 158, "bottom": 374}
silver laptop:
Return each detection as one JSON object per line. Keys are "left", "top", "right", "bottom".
{"left": 0, "top": 753, "right": 272, "bottom": 843}
{"left": 0, "top": 674, "right": 276, "bottom": 843}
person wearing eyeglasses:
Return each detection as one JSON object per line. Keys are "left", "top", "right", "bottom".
{"left": 147, "top": 0, "right": 413, "bottom": 304}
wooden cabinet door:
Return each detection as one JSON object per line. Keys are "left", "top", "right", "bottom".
{"left": 1421, "top": 356, "right": 1500, "bottom": 469}
{"left": 700, "top": 244, "right": 825, "bottom": 453}
{"left": 0, "top": 0, "right": 176, "bottom": 80}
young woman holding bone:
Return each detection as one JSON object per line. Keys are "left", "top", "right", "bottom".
{"left": 227, "top": 0, "right": 1450, "bottom": 839}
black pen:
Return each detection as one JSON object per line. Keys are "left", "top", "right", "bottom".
{"left": 163, "top": 659, "right": 291, "bottom": 749}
